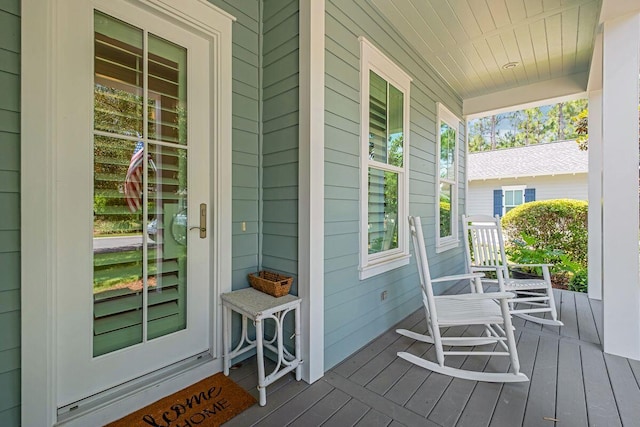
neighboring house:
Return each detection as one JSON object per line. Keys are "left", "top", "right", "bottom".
{"left": 3, "top": 0, "right": 640, "bottom": 426}
{"left": 467, "top": 141, "right": 589, "bottom": 216}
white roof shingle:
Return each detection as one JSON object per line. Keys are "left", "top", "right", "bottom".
{"left": 467, "top": 140, "right": 588, "bottom": 181}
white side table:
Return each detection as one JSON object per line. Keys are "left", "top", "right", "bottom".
{"left": 221, "top": 287, "right": 302, "bottom": 406}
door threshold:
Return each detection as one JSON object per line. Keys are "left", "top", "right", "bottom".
{"left": 57, "top": 351, "right": 214, "bottom": 425}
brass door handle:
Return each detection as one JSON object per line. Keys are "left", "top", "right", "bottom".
{"left": 189, "top": 203, "right": 206, "bottom": 238}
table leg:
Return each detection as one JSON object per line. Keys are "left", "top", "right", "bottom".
{"left": 255, "top": 318, "right": 267, "bottom": 406}
{"left": 294, "top": 304, "right": 302, "bottom": 381}
{"left": 223, "top": 304, "right": 230, "bottom": 375}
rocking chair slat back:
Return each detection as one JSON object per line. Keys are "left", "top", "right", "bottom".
{"left": 464, "top": 214, "right": 508, "bottom": 270}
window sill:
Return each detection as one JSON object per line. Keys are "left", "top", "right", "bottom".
{"left": 435, "top": 239, "right": 459, "bottom": 253}
{"left": 359, "top": 253, "right": 411, "bottom": 281}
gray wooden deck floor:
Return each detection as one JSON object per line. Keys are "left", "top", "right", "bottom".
{"left": 224, "top": 283, "right": 640, "bottom": 427}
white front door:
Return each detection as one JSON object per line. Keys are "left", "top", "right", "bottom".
{"left": 55, "top": 0, "right": 215, "bottom": 407}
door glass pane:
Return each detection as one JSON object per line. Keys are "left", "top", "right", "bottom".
{"left": 147, "top": 143, "right": 188, "bottom": 339}
{"left": 94, "top": 11, "right": 143, "bottom": 137}
{"left": 92, "top": 11, "right": 190, "bottom": 355}
{"left": 148, "top": 34, "right": 187, "bottom": 145}
{"left": 368, "top": 168, "right": 399, "bottom": 254}
{"left": 93, "top": 135, "right": 144, "bottom": 356}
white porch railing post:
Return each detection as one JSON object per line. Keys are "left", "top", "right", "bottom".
{"left": 587, "top": 89, "right": 603, "bottom": 301}
{"left": 601, "top": 11, "right": 640, "bottom": 360}
{"left": 298, "top": 0, "right": 325, "bottom": 383}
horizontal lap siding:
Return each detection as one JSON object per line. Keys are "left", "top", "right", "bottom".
{"left": 209, "top": 0, "right": 261, "bottom": 289}
{"left": 261, "top": 0, "right": 299, "bottom": 290}
{"left": 0, "top": 1, "right": 20, "bottom": 425}
{"left": 324, "top": 0, "right": 466, "bottom": 369}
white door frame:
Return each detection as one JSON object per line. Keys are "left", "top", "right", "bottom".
{"left": 21, "top": 0, "right": 234, "bottom": 425}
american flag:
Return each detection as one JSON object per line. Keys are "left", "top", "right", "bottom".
{"left": 124, "top": 141, "right": 145, "bottom": 213}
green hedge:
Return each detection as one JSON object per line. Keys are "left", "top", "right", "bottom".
{"left": 502, "top": 199, "right": 588, "bottom": 269}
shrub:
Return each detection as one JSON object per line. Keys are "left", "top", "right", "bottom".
{"left": 505, "top": 233, "right": 564, "bottom": 274}
{"left": 568, "top": 268, "right": 588, "bottom": 293}
{"left": 502, "top": 199, "right": 588, "bottom": 269}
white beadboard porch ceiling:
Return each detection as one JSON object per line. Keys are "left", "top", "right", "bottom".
{"left": 368, "top": 0, "right": 601, "bottom": 101}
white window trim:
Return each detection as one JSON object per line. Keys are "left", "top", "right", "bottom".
{"left": 359, "top": 37, "right": 412, "bottom": 280}
{"left": 435, "top": 103, "right": 461, "bottom": 253}
{"left": 502, "top": 185, "right": 527, "bottom": 216}
{"left": 21, "top": 1, "right": 234, "bottom": 425}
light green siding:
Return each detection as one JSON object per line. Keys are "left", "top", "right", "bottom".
{"left": 209, "top": 0, "right": 262, "bottom": 289}
{"left": 0, "top": 1, "right": 21, "bottom": 424}
{"left": 261, "top": 0, "right": 299, "bottom": 290}
{"left": 324, "top": 0, "right": 467, "bottom": 369}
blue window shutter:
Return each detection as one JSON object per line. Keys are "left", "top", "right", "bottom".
{"left": 493, "top": 190, "right": 503, "bottom": 216}
{"left": 525, "top": 188, "right": 536, "bottom": 203}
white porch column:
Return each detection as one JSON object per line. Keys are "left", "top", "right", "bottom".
{"left": 602, "top": 12, "right": 640, "bottom": 360}
{"left": 588, "top": 89, "right": 603, "bottom": 301}
{"left": 299, "top": 0, "right": 325, "bottom": 382}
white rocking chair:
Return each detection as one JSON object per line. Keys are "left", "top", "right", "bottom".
{"left": 396, "top": 216, "right": 528, "bottom": 383}
{"left": 462, "top": 214, "right": 563, "bottom": 327}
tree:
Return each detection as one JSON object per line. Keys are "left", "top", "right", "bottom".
{"left": 574, "top": 108, "right": 589, "bottom": 150}
{"left": 546, "top": 99, "right": 588, "bottom": 141}
{"left": 468, "top": 100, "right": 589, "bottom": 153}
{"left": 515, "top": 107, "right": 546, "bottom": 146}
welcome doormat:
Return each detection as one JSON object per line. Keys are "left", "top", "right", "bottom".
{"left": 106, "top": 373, "right": 256, "bottom": 427}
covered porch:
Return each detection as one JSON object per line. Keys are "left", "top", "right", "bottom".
{"left": 226, "top": 285, "right": 639, "bottom": 426}
{"left": 9, "top": 0, "right": 640, "bottom": 425}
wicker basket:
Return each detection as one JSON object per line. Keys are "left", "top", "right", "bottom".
{"left": 248, "top": 271, "right": 293, "bottom": 297}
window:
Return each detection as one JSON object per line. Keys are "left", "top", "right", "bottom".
{"left": 503, "top": 186, "right": 525, "bottom": 214}
{"left": 436, "top": 103, "right": 461, "bottom": 252}
{"left": 495, "top": 186, "right": 535, "bottom": 216}
{"left": 359, "top": 37, "right": 412, "bottom": 280}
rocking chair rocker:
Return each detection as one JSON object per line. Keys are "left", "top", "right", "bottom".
{"left": 396, "top": 216, "right": 528, "bottom": 383}
{"left": 462, "top": 214, "right": 563, "bottom": 327}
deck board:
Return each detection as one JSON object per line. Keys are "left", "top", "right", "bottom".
{"left": 589, "top": 296, "right": 604, "bottom": 344}
{"left": 603, "top": 353, "right": 640, "bottom": 426}
{"left": 353, "top": 409, "right": 392, "bottom": 426}
{"left": 456, "top": 333, "right": 519, "bottom": 427}
{"left": 581, "top": 344, "right": 622, "bottom": 426}
{"left": 574, "top": 292, "right": 600, "bottom": 344}
{"left": 221, "top": 290, "right": 632, "bottom": 427}
{"left": 428, "top": 341, "right": 498, "bottom": 426}
{"left": 559, "top": 290, "right": 580, "bottom": 340}
{"left": 332, "top": 309, "right": 423, "bottom": 378}
{"left": 555, "top": 341, "right": 588, "bottom": 426}
{"left": 522, "top": 335, "right": 558, "bottom": 427}
{"left": 488, "top": 331, "right": 537, "bottom": 427}
{"left": 287, "top": 388, "right": 351, "bottom": 427}
{"left": 254, "top": 380, "right": 334, "bottom": 427}
{"left": 403, "top": 326, "right": 470, "bottom": 418}
{"left": 321, "top": 398, "right": 370, "bottom": 427}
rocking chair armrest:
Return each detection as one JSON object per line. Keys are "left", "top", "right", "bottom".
{"left": 508, "top": 263, "right": 552, "bottom": 269}
{"left": 470, "top": 266, "right": 501, "bottom": 272}
{"left": 431, "top": 272, "right": 485, "bottom": 283}
{"left": 440, "top": 291, "right": 516, "bottom": 301}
